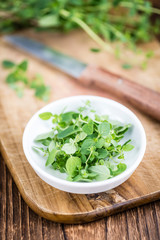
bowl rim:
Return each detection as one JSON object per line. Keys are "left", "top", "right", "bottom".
{"left": 23, "top": 95, "right": 146, "bottom": 188}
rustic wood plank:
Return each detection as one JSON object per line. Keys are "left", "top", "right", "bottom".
{"left": 136, "top": 203, "right": 158, "bottom": 240}
{"left": 42, "top": 220, "right": 65, "bottom": 240}
{"left": 143, "top": 203, "right": 160, "bottom": 240}
{"left": 0, "top": 30, "right": 160, "bottom": 223}
{"left": 29, "top": 210, "right": 43, "bottom": 240}
{"left": 12, "top": 182, "right": 22, "bottom": 240}
{"left": 154, "top": 201, "right": 160, "bottom": 237}
{"left": 64, "top": 220, "right": 106, "bottom": 240}
{"left": 105, "top": 212, "right": 129, "bottom": 240}
{"left": 21, "top": 197, "right": 30, "bottom": 240}
{"left": 0, "top": 155, "right": 6, "bottom": 240}
{"left": 6, "top": 168, "right": 13, "bottom": 240}
{"left": 126, "top": 209, "right": 141, "bottom": 240}
{"left": 1, "top": 155, "right": 160, "bottom": 240}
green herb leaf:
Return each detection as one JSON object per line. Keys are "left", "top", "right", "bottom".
{"left": 60, "top": 112, "right": 74, "bottom": 123}
{"left": 62, "top": 141, "right": 77, "bottom": 154}
{"left": 73, "top": 175, "right": 92, "bottom": 182}
{"left": 89, "top": 165, "right": 110, "bottom": 181}
{"left": 95, "top": 138, "right": 105, "bottom": 148}
{"left": 115, "top": 124, "right": 131, "bottom": 135}
{"left": 57, "top": 126, "right": 79, "bottom": 139}
{"left": 2, "top": 60, "right": 15, "bottom": 69}
{"left": 66, "top": 157, "right": 81, "bottom": 177}
{"left": 9, "top": 83, "right": 24, "bottom": 98}
{"left": 146, "top": 50, "right": 154, "bottom": 59}
{"left": 122, "top": 144, "right": 134, "bottom": 151}
{"left": 90, "top": 48, "right": 101, "bottom": 53}
{"left": 98, "top": 122, "right": 110, "bottom": 137}
{"left": 38, "top": 15, "right": 59, "bottom": 27}
{"left": 75, "top": 132, "right": 87, "bottom": 142}
{"left": 34, "top": 131, "right": 54, "bottom": 141}
{"left": 41, "top": 139, "right": 51, "bottom": 146}
{"left": 112, "top": 163, "right": 127, "bottom": 176}
{"left": 32, "top": 146, "right": 45, "bottom": 153}
{"left": 18, "top": 60, "right": 28, "bottom": 71}
{"left": 81, "top": 138, "right": 95, "bottom": 155}
{"left": 122, "top": 63, "right": 133, "bottom": 69}
{"left": 34, "top": 85, "right": 50, "bottom": 102}
{"left": 97, "top": 148, "right": 109, "bottom": 159}
{"left": 45, "top": 148, "right": 57, "bottom": 166}
{"left": 82, "top": 120, "right": 93, "bottom": 135}
{"left": 48, "top": 140, "right": 56, "bottom": 152}
{"left": 6, "top": 72, "right": 18, "bottom": 83}
{"left": 39, "top": 112, "right": 53, "bottom": 120}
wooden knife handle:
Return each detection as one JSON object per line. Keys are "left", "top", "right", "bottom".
{"left": 79, "top": 65, "right": 160, "bottom": 121}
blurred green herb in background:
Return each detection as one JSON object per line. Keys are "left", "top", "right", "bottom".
{"left": 90, "top": 48, "right": 101, "bottom": 53}
{"left": 122, "top": 63, "right": 133, "bottom": 70}
{"left": 0, "top": 1, "right": 160, "bottom": 45}
{"left": 2, "top": 60, "right": 50, "bottom": 101}
{"left": 0, "top": 0, "right": 160, "bottom": 68}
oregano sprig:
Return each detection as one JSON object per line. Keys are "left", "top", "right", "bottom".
{"left": 2, "top": 59, "right": 50, "bottom": 101}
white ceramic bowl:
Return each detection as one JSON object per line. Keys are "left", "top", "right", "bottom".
{"left": 23, "top": 95, "right": 146, "bottom": 194}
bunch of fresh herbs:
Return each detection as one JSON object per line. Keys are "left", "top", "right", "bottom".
{"left": 0, "top": 0, "right": 160, "bottom": 65}
{"left": 33, "top": 101, "right": 134, "bottom": 182}
{"left": 2, "top": 60, "right": 50, "bottom": 101}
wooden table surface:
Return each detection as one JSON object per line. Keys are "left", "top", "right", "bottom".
{"left": 0, "top": 154, "right": 160, "bottom": 240}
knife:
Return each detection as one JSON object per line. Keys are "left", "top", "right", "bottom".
{"left": 5, "top": 35, "right": 160, "bottom": 121}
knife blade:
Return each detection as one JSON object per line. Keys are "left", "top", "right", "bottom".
{"left": 4, "top": 35, "right": 160, "bottom": 121}
{"left": 5, "top": 35, "right": 86, "bottom": 78}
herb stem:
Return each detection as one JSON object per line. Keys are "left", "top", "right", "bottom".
{"left": 120, "top": 2, "right": 160, "bottom": 15}
{"left": 60, "top": 9, "right": 113, "bottom": 53}
{"left": 85, "top": 150, "right": 92, "bottom": 169}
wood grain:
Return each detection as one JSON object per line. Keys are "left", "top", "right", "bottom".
{"left": 0, "top": 30, "right": 160, "bottom": 224}
{"left": 0, "top": 154, "right": 160, "bottom": 240}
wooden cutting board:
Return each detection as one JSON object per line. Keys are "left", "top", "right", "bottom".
{"left": 0, "top": 30, "right": 160, "bottom": 224}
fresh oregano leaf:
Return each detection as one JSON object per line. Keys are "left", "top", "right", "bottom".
{"left": 81, "top": 138, "right": 95, "bottom": 155}
{"left": 60, "top": 112, "right": 74, "bottom": 123}
{"left": 75, "top": 132, "right": 87, "bottom": 142}
{"left": 122, "top": 144, "right": 134, "bottom": 151}
{"left": 57, "top": 126, "right": 79, "bottom": 139}
{"left": 66, "top": 157, "right": 81, "bottom": 177}
{"left": 32, "top": 146, "right": 45, "bottom": 153}
{"left": 41, "top": 139, "right": 51, "bottom": 146}
{"left": 97, "top": 148, "right": 109, "bottom": 159}
{"left": 112, "top": 163, "right": 127, "bottom": 176}
{"left": 45, "top": 148, "right": 57, "bottom": 166}
{"left": 18, "top": 60, "right": 28, "bottom": 71}
{"left": 34, "top": 131, "right": 54, "bottom": 141}
{"left": 98, "top": 122, "right": 110, "bottom": 137}
{"left": 122, "top": 63, "right": 133, "bottom": 69}
{"left": 38, "top": 15, "right": 59, "bottom": 27}
{"left": 2, "top": 60, "right": 15, "bottom": 69}
{"left": 82, "top": 120, "right": 93, "bottom": 135}
{"left": 62, "top": 142, "right": 77, "bottom": 154}
{"left": 89, "top": 165, "right": 110, "bottom": 181}
{"left": 90, "top": 48, "right": 101, "bottom": 53}
{"left": 39, "top": 112, "right": 53, "bottom": 120}
{"left": 6, "top": 72, "right": 18, "bottom": 83}
{"left": 95, "top": 138, "right": 105, "bottom": 148}
{"left": 48, "top": 140, "right": 56, "bottom": 152}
